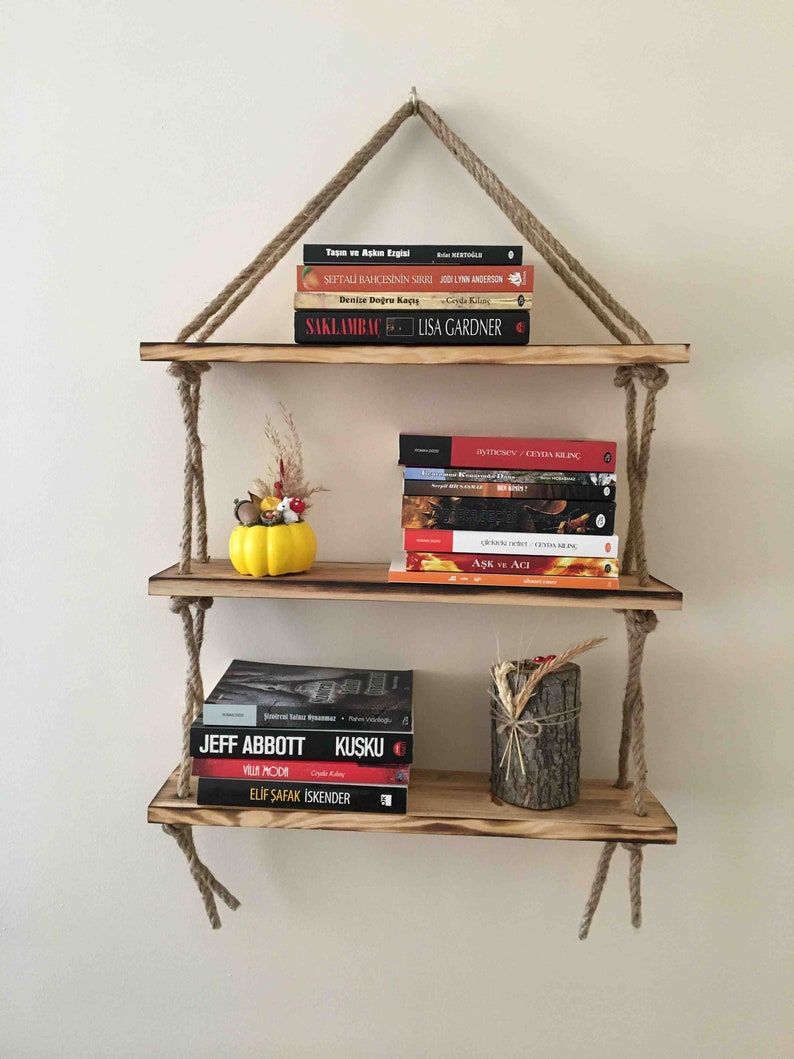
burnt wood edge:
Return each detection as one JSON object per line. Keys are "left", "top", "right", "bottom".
{"left": 147, "top": 567, "right": 683, "bottom": 609}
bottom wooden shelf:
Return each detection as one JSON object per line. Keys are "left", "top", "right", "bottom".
{"left": 148, "top": 768, "right": 677, "bottom": 845}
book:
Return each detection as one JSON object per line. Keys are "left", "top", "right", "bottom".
{"left": 294, "top": 292, "right": 532, "bottom": 311}
{"left": 297, "top": 264, "right": 534, "bottom": 292}
{"left": 196, "top": 777, "right": 408, "bottom": 814}
{"left": 190, "top": 724, "right": 413, "bottom": 764}
{"left": 294, "top": 310, "right": 529, "bottom": 345}
{"left": 403, "top": 467, "right": 616, "bottom": 500}
{"left": 202, "top": 659, "right": 412, "bottom": 730}
{"left": 401, "top": 495, "right": 616, "bottom": 534}
{"left": 388, "top": 557, "right": 618, "bottom": 591}
{"left": 192, "top": 758, "right": 410, "bottom": 785}
{"left": 404, "top": 552, "right": 619, "bottom": 577}
{"left": 399, "top": 434, "right": 616, "bottom": 472}
{"left": 302, "top": 244, "right": 523, "bottom": 265}
{"left": 403, "top": 527, "right": 619, "bottom": 557}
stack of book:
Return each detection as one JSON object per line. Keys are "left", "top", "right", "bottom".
{"left": 294, "top": 244, "right": 532, "bottom": 345}
{"left": 389, "top": 434, "right": 620, "bottom": 591}
{"left": 190, "top": 660, "right": 413, "bottom": 814}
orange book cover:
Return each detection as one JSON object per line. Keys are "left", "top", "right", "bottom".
{"left": 297, "top": 264, "right": 534, "bottom": 293}
{"left": 388, "top": 558, "right": 618, "bottom": 590}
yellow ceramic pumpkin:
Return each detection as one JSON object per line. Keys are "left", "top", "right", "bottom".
{"left": 229, "top": 522, "right": 317, "bottom": 577}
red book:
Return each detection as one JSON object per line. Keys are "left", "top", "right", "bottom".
{"left": 404, "top": 552, "right": 618, "bottom": 577}
{"left": 297, "top": 264, "right": 534, "bottom": 293}
{"left": 399, "top": 434, "right": 616, "bottom": 471}
{"left": 192, "top": 758, "right": 410, "bottom": 785}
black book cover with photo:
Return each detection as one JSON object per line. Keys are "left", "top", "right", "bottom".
{"left": 202, "top": 659, "right": 413, "bottom": 730}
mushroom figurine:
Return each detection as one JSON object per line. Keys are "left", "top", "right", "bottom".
{"left": 277, "top": 496, "right": 305, "bottom": 525}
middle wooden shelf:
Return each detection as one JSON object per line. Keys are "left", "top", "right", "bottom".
{"left": 150, "top": 559, "right": 683, "bottom": 611}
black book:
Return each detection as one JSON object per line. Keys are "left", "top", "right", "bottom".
{"left": 303, "top": 244, "right": 522, "bottom": 265}
{"left": 294, "top": 310, "right": 530, "bottom": 345}
{"left": 202, "top": 660, "right": 413, "bottom": 730}
{"left": 190, "top": 724, "right": 413, "bottom": 765}
{"left": 402, "top": 495, "right": 616, "bottom": 534}
{"left": 196, "top": 777, "right": 408, "bottom": 814}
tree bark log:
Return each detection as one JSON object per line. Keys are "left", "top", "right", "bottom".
{"left": 491, "top": 661, "right": 581, "bottom": 810}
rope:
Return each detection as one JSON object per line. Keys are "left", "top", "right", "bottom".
{"left": 175, "top": 90, "right": 652, "bottom": 347}
{"left": 177, "top": 101, "right": 415, "bottom": 343}
{"left": 162, "top": 824, "right": 240, "bottom": 928}
{"left": 615, "top": 608, "right": 658, "bottom": 815}
{"left": 614, "top": 365, "right": 669, "bottom": 584}
{"left": 415, "top": 100, "right": 653, "bottom": 346}
{"left": 578, "top": 841, "right": 644, "bottom": 939}
{"left": 169, "top": 596, "right": 213, "bottom": 797}
{"left": 168, "top": 362, "right": 210, "bottom": 573}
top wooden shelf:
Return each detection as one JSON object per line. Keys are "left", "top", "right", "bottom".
{"left": 140, "top": 342, "right": 690, "bottom": 366}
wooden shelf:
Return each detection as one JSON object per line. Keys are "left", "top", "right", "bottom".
{"left": 148, "top": 768, "right": 676, "bottom": 844}
{"left": 149, "top": 559, "right": 682, "bottom": 611}
{"left": 140, "top": 341, "right": 690, "bottom": 366}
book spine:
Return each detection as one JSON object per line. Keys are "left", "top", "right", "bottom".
{"left": 404, "top": 465, "right": 616, "bottom": 486}
{"left": 294, "top": 292, "right": 532, "bottom": 310}
{"left": 294, "top": 310, "right": 529, "bottom": 345}
{"left": 399, "top": 434, "right": 617, "bottom": 471}
{"left": 404, "top": 552, "right": 619, "bottom": 577}
{"left": 302, "top": 244, "right": 523, "bottom": 265}
{"left": 403, "top": 479, "right": 613, "bottom": 500}
{"left": 401, "top": 496, "right": 616, "bottom": 534}
{"left": 297, "top": 264, "right": 534, "bottom": 292}
{"left": 191, "top": 726, "right": 413, "bottom": 764}
{"left": 201, "top": 701, "right": 413, "bottom": 730}
{"left": 402, "top": 528, "right": 619, "bottom": 558}
{"left": 196, "top": 778, "right": 408, "bottom": 813}
{"left": 388, "top": 569, "right": 619, "bottom": 591}
{"left": 192, "top": 758, "right": 411, "bottom": 785}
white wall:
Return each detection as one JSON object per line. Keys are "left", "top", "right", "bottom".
{"left": 3, "top": 2, "right": 793, "bottom": 1056}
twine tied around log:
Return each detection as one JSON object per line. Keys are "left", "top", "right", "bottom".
{"left": 490, "top": 637, "right": 606, "bottom": 782}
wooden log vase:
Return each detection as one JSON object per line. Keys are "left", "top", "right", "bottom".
{"left": 491, "top": 661, "right": 581, "bottom": 810}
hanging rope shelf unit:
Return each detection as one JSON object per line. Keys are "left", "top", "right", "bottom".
{"left": 142, "top": 89, "right": 689, "bottom": 935}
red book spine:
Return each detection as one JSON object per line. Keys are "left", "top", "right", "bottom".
{"left": 450, "top": 437, "right": 615, "bottom": 471}
{"left": 191, "top": 758, "right": 410, "bottom": 785}
{"left": 297, "top": 264, "right": 534, "bottom": 292}
{"left": 399, "top": 434, "right": 616, "bottom": 471}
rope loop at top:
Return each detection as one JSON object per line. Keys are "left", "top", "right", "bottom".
{"left": 614, "top": 363, "right": 669, "bottom": 392}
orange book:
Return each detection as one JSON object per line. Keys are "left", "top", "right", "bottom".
{"left": 388, "top": 557, "right": 618, "bottom": 590}
{"left": 297, "top": 264, "right": 534, "bottom": 293}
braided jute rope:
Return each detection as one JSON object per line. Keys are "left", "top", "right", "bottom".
{"left": 176, "top": 91, "right": 652, "bottom": 347}
{"left": 615, "top": 609, "right": 658, "bottom": 815}
{"left": 578, "top": 841, "right": 644, "bottom": 939}
{"left": 162, "top": 597, "right": 240, "bottom": 927}
{"left": 615, "top": 364, "right": 669, "bottom": 584}
{"left": 161, "top": 823, "right": 240, "bottom": 929}
{"left": 167, "top": 362, "right": 210, "bottom": 574}
{"left": 169, "top": 596, "right": 213, "bottom": 797}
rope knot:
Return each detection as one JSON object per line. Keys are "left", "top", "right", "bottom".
{"left": 625, "top": 609, "right": 658, "bottom": 638}
{"left": 614, "top": 363, "right": 669, "bottom": 392}
{"left": 167, "top": 361, "right": 211, "bottom": 385}
{"left": 169, "top": 595, "right": 214, "bottom": 615}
